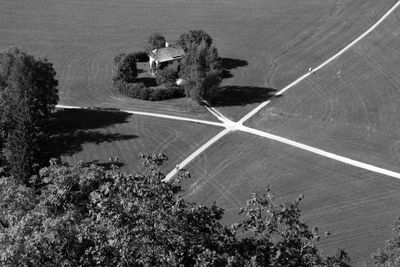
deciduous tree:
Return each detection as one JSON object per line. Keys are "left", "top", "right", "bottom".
{"left": 179, "top": 39, "right": 222, "bottom": 103}
{"left": 112, "top": 53, "right": 138, "bottom": 83}
{"left": 177, "top": 30, "right": 213, "bottom": 52}
{"left": 0, "top": 154, "right": 350, "bottom": 266}
{"left": 146, "top": 33, "right": 166, "bottom": 52}
{"left": 372, "top": 219, "right": 400, "bottom": 266}
{"left": 0, "top": 47, "right": 58, "bottom": 182}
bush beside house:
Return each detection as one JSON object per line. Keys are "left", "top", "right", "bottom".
{"left": 113, "top": 30, "right": 223, "bottom": 103}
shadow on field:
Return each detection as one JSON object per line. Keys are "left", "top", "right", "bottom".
{"left": 212, "top": 86, "right": 278, "bottom": 106}
{"left": 221, "top": 58, "right": 248, "bottom": 79}
{"left": 45, "top": 109, "right": 137, "bottom": 158}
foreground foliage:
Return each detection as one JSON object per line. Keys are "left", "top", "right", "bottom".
{"left": 372, "top": 219, "right": 400, "bottom": 266}
{"left": 0, "top": 154, "right": 349, "bottom": 266}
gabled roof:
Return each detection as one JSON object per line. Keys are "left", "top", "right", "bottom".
{"left": 149, "top": 46, "right": 184, "bottom": 63}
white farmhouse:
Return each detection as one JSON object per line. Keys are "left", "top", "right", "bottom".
{"left": 148, "top": 45, "right": 185, "bottom": 71}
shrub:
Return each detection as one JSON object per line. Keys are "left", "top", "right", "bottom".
{"left": 115, "top": 81, "right": 147, "bottom": 98}
{"left": 112, "top": 53, "right": 138, "bottom": 83}
{"left": 149, "top": 85, "right": 184, "bottom": 101}
{"left": 155, "top": 68, "right": 179, "bottom": 86}
{"left": 114, "top": 81, "right": 184, "bottom": 101}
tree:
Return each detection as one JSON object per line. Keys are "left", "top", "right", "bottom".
{"left": 0, "top": 154, "right": 350, "bottom": 266}
{"left": 0, "top": 47, "right": 58, "bottom": 182}
{"left": 0, "top": 47, "right": 58, "bottom": 120}
{"left": 372, "top": 219, "right": 400, "bottom": 266}
{"left": 155, "top": 67, "right": 178, "bottom": 86}
{"left": 179, "top": 39, "right": 222, "bottom": 103}
{"left": 177, "top": 30, "right": 213, "bottom": 52}
{"left": 146, "top": 33, "right": 166, "bottom": 52}
{"left": 112, "top": 53, "right": 138, "bottom": 83}
{"left": 230, "top": 189, "right": 350, "bottom": 266}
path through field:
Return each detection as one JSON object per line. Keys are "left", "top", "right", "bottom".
{"left": 3, "top": 0, "right": 400, "bottom": 264}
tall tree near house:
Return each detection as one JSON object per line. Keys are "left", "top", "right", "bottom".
{"left": 0, "top": 47, "right": 58, "bottom": 183}
{"left": 179, "top": 38, "right": 222, "bottom": 103}
{"left": 177, "top": 30, "right": 213, "bottom": 52}
{"left": 146, "top": 33, "right": 166, "bottom": 52}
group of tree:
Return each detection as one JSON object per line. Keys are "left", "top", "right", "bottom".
{"left": 113, "top": 30, "right": 222, "bottom": 103}
{"left": 0, "top": 47, "right": 58, "bottom": 184}
{"left": 0, "top": 153, "right": 350, "bottom": 266}
{"left": 112, "top": 45, "right": 184, "bottom": 101}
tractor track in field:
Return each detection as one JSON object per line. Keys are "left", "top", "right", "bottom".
{"left": 56, "top": 1, "right": 400, "bottom": 184}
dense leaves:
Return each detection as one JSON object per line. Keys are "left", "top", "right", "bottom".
{"left": 112, "top": 53, "right": 138, "bottom": 83}
{"left": 177, "top": 30, "right": 213, "bottom": 52}
{"left": 0, "top": 47, "right": 58, "bottom": 182}
{"left": 372, "top": 219, "right": 400, "bottom": 266}
{"left": 155, "top": 67, "right": 179, "bottom": 86}
{"left": 115, "top": 80, "right": 184, "bottom": 101}
{"left": 146, "top": 33, "right": 166, "bottom": 52}
{"left": 0, "top": 154, "right": 349, "bottom": 266}
{"left": 179, "top": 34, "right": 222, "bottom": 103}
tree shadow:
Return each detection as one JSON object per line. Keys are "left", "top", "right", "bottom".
{"left": 221, "top": 58, "right": 248, "bottom": 70}
{"left": 44, "top": 109, "right": 137, "bottom": 159}
{"left": 220, "top": 58, "right": 248, "bottom": 79}
{"left": 211, "top": 86, "right": 279, "bottom": 106}
{"left": 135, "top": 77, "right": 158, "bottom": 87}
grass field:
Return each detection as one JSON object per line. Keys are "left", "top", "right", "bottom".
{"left": 0, "top": 0, "right": 396, "bottom": 120}
{"left": 248, "top": 8, "right": 400, "bottom": 174}
{"left": 181, "top": 132, "right": 400, "bottom": 265}
{"left": 52, "top": 108, "right": 221, "bottom": 174}
{"left": 2, "top": 0, "right": 400, "bottom": 265}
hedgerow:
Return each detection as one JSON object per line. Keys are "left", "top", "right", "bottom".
{"left": 114, "top": 81, "right": 184, "bottom": 101}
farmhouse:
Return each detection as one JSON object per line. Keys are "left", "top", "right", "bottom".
{"left": 148, "top": 44, "right": 184, "bottom": 71}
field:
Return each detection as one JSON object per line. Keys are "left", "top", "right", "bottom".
{"left": 51, "top": 108, "right": 221, "bottom": 174}
{"left": 0, "top": 0, "right": 396, "bottom": 120}
{"left": 2, "top": 0, "right": 400, "bottom": 265}
{"left": 181, "top": 132, "right": 400, "bottom": 264}
{"left": 248, "top": 8, "right": 400, "bottom": 174}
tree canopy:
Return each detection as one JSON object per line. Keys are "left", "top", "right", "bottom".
{"left": 0, "top": 47, "right": 58, "bottom": 182}
{"left": 0, "top": 154, "right": 349, "bottom": 266}
{"left": 146, "top": 33, "right": 166, "bottom": 52}
{"left": 372, "top": 219, "right": 400, "bottom": 266}
{"left": 179, "top": 34, "right": 222, "bottom": 103}
{"left": 112, "top": 53, "right": 138, "bottom": 83}
{"left": 177, "top": 30, "right": 213, "bottom": 52}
